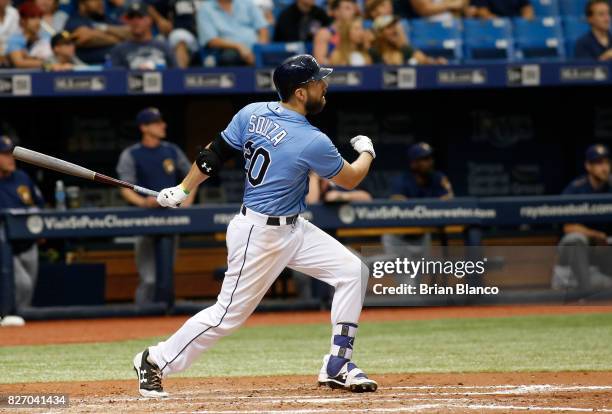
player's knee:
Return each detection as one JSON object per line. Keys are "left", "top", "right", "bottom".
{"left": 14, "top": 274, "right": 33, "bottom": 292}
{"left": 560, "top": 232, "right": 589, "bottom": 247}
{"left": 345, "top": 255, "right": 367, "bottom": 283}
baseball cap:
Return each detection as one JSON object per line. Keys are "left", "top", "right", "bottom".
{"left": 372, "top": 15, "right": 399, "bottom": 32}
{"left": 408, "top": 142, "right": 433, "bottom": 161}
{"left": 18, "top": 2, "right": 43, "bottom": 19}
{"left": 136, "top": 107, "right": 163, "bottom": 125}
{"left": 0, "top": 136, "right": 15, "bottom": 153}
{"left": 585, "top": 144, "right": 610, "bottom": 162}
{"left": 125, "top": 1, "right": 149, "bottom": 18}
{"left": 51, "top": 31, "right": 74, "bottom": 48}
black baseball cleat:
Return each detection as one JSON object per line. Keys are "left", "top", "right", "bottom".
{"left": 317, "top": 355, "right": 378, "bottom": 393}
{"left": 133, "top": 349, "right": 169, "bottom": 398}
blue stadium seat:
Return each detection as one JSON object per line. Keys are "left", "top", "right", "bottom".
{"left": 463, "top": 18, "right": 514, "bottom": 61}
{"left": 273, "top": 0, "right": 294, "bottom": 11}
{"left": 562, "top": 16, "right": 590, "bottom": 57}
{"left": 254, "top": 42, "right": 307, "bottom": 67}
{"left": 268, "top": 23, "right": 275, "bottom": 40}
{"left": 410, "top": 17, "right": 462, "bottom": 36}
{"left": 513, "top": 17, "right": 565, "bottom": 60}
{"left": 400, "top": 18, "right": 410, "bottom": 39}
{"left": 273, "top": 5, "right": 284, "bottom": 20}
{"left": 410, "top": 18, "right": 463, "bottom": 62}
{"left": 531, "top": 0, "right": 560, "bottom": 16}
{"left": 199, "top": 48, "right": 218, "bottom": 67}
{"left": 57, "top": 0, "right": 76, "bottom": 15}
{"left": 559, "top": 0, "right": 588, "bottom": 16}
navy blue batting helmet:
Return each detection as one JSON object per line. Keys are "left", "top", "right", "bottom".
{"left": 273, "top": 54, "right": 333, "bottom": 102}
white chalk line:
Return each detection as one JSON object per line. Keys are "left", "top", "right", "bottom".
{"left": 180, "top": 405, "right": 612, "bottom": 414}
{"left": 65, "top": 383, "right": 611, "bottom": 402}
{"left": 36, "top": 384, "right": 612, "bottom": 414}
{"left": 75, "top": 384, "right": 612, "bottom": 404}
{"left": 27, "top": 406, "right": 612, "bottom": 414}
{"left": 389, "top": 384, "right": 612, "bottom": 391}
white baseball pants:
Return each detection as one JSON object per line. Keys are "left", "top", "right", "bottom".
{"left": 149, "top": 208, "right": 368, "bottom": 376}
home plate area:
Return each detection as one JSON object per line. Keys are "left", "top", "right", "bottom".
{"left": 16, "top": 372, "right": 612, "bottom": 414}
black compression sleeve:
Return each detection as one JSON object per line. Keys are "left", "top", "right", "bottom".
{"left": 211, "top": 134, "right": 239, "bottom": 162}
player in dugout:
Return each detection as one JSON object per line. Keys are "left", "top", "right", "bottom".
{"left": 553, "top": 144, "right": 612, "bottom": 290}
{"left": 116, "top": 107, "right": 197, "bottom": 305}
{"left": 0, "top": 136, "right": 44, "bottom": 327}
{"left": 381, "top": 141, "right": 453, "bottom": 261}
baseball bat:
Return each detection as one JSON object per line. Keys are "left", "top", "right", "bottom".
{"left": 12, "top": 146, "right": 159, "bottom": 198}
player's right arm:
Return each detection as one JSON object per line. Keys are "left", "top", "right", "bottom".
{"left": 157, "top": 136, "right": 237, "bottom": 208}
{"left": 157, "top": 106, "right": 248, "bottom": 208}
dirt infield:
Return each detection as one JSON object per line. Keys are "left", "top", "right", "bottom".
{"left": 2, "top": 305, "right": 612, "bottom": 346}
{"left": 2, "top": 306, "right": 612, "bottom": 413}
{"left": 2, "top": 372, "right": 611, "bottom": 413}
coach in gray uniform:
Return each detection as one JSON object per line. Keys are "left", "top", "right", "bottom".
{"left": 0, "top": 136, "right": 44, "bottom": 326}
{"left": 117, "top": 108, "right": 195, "bottom": 304}
{"left": 553, "top": 144, "right": 612, "bottom": 290}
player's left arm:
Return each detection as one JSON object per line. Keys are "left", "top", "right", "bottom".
{"left": 331, "top": 154, "right": 373, "bottom": 190}
{"left": 330, "top": 136, "right": 375, "bottom": 190}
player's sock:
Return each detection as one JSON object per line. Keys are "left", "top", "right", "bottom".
{"left": 327, "top": 322, "right": 358, "bottom": 377}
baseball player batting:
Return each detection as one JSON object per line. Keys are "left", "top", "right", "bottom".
{"left": 133, "top": 54, "right": 377, "bottom": 397}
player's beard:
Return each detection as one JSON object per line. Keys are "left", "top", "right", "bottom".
{"left": 305, "top": 94, "right": 326, "bottom": 115}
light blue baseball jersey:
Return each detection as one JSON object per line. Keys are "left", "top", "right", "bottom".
{"left": 221, "top": 101, "right": 344, "bottom": 216}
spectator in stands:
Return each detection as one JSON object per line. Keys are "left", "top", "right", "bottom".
{"left": 390, "top": 142, "right": 454, "bottom": 200}
{"left": 36, "top": 0, "right": 68, "bottom": 36}
{"left": 0, "top": 0, "right": 20, "bottom": 66}
{"left": 109, "top": 2, "right": 176, "bottom": 69}
{"left": 553, "top": 144, "right": 612, "bottom": 290}
{"left": 365, "top": 0, "right": 412, "bottom": 51}
{"left": 306, "top": 172, "right": 372, "bottom": 204}
{"left": 472, "top": 0, "right": 534, "bottom": 19}
{"left": 395, "top": 0, "right": 472, "bottom": 22}
{"left": 116, "top": 108, "right": 196, "bottom": 305}
{"left": 197, "top": 0, "right": 269, "bottom": 66}
{"left": 0, "top": 136, "right": 44, "bottom": 328}
{"left": 329, "top": 17, "right": 372, "bottom": 65}
{"left": 273, "top": 0, "right": 332, "bottom": 43}
{"left": 65, "top": 0, "right": 130, "bottom": 65}
{"left": 254, "top": 0, "right": 275, "bottom": 25}
{"left": 105, "top": 0, "right": 124, "bottom": 21}
{"left": 366, "top": 0, "right": 393, "bottom": 19}
{"left": 575, "top": 0, "right": 612, "bottom": 60}
{"left": 370, "top": 15, "right": 447, "bottom": 64}
{"left": 167, "top": 0, "right": 199, "bottom": 68}
{"left": 145, "top": 0, "right": 174, "bottom": 38}
{"left": 313, "top": 0, "right": 358, "bottom": 64}
{"left": 6, "top": 2, "right": 52, "bottom": 68}
{"left": 44, "top": 30, "right": 86, "bottom": 70}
